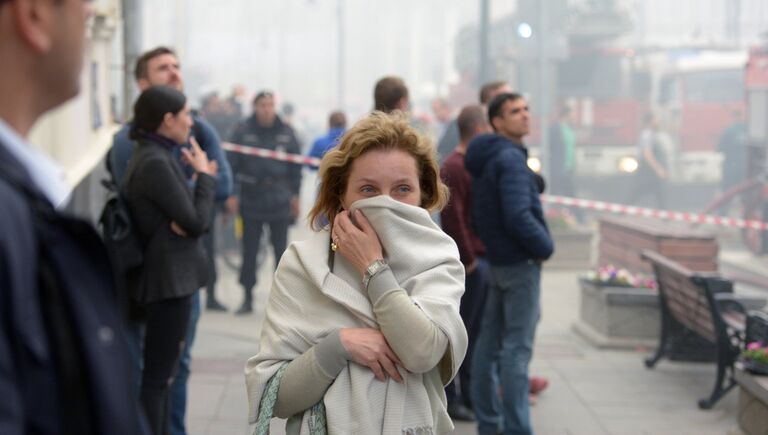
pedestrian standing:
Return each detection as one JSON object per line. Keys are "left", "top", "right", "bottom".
{"left": 548, "top": 104, "right": 577, "bottom": 197}
{"left": 227, "top": 91, "right": 302, "bottom": 315}
{"left": 109, "top": 45, "right": 233, "bottom": 435}
{"left": 628, "top": 112, "right": 669, "bottom": 209}
{"left": 308, "top": 110, "right": 346, "bottom": 160}
{"left": 245, "top": 111, "right": 467, "bottom": 434}
{"left": 0, "top": 0, "right": 147, "bottom": 433}
{"left": 465, "top": 93, "right": 554, "bottom": 435}
{"left": 374, "top": 76, "right": 410, "bottom": 113}
{"left": 440, "top": 105, "right": 492, "bottom": 421}
{"left": 123, "top": 85, "right": 218, "bottom": 435}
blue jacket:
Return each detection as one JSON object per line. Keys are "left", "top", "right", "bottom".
{"left": 464, "top": 133, "right": 554, "bottom": 265}
{"left": 109, "top": 114, "right": 233, "bottom": 201}
{"left": 0, "top": 144, "right": 148, "bottom": 434}
{"left": 308, "top": 127, "right": 345, "bottom": 161}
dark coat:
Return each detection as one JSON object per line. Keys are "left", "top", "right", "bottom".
{"left": 122, "top": 138, "right": 216, "bottom": 304}
{"left": 228, "top": 115, "right": 302, "bottom": 221}
{"left": 0, "top": 144, "right": 148, "bottom": 435}
{"left": 464, "top": 133, "right": 554, "bottom": 265}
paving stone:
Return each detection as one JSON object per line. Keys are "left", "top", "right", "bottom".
{"left": 186, "top": 221, "right": 747, "bottom": 434}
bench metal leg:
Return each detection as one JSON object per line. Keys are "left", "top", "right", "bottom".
{"left": 644, "top": 342, "right": 666, "bottom": 368}
{"left": 645, "top": 313, "right": 672, "bottom": 369}
{"left": 697, "top": 362, "right": 735, "bottom": 409}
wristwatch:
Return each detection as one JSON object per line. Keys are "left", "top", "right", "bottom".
{"left": 362, "top": 259, "right": 388, "bottom": 289}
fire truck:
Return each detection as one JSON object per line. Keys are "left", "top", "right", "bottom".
{"left": 741, "top": 43, "right": 768, "bottom": 253}
{"left": 568, "top": 47, "right": 746, "bottom": 183}
{"left": 452, "top": 3, "right": 747, "bottom": 190}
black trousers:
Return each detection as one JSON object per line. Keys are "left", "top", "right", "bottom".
{"left": 238, "top": 218, "right": 289, "bottom": 296}
{"left": 446, "top": 257, "right": 490, "bottom": 407}
{"left": 140, "top": 295, "right": 192, "bottom": 435}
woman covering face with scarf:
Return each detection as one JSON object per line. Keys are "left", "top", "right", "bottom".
{"left": 246, "top": 111, "right": 468, "bottom": 435}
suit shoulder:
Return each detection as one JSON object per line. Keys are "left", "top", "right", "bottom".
{"left": 0, "top": 180, "right": 36, "bottom": 257}
{"left": 0, "top": 179, "right": 33, "bottom": 226}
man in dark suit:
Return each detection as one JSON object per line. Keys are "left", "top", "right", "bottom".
{"left": 0, "top": 0, "right": 147, "bottom": 433}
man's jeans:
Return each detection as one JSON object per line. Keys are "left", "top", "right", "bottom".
{"left": 122, "top": 290, "right": 201, "bottom": 435}
{"left": 470, "top": 261, "right": 541, "bottom": 435}
{"left": 171, "top": 290, "right": 201, "bottom": 435}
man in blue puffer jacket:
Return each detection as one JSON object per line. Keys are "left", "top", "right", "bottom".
{"left": 465, "top": 92, "right": 554, "bottom": 435}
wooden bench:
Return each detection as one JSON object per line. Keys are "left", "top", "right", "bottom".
{"left": 641, "top": 250, "right": 747, "bottom": 409}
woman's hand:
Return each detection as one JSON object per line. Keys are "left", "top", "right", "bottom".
{"left": 332, "top": 209, "right": 384, "bottom": 277}
{"left": 181, "top": 137, "right": 217, "bottom": 176}
{"left": 170, "top": 220, "right": 187, "bottom": 236}
{"left": 339, "top": 328, "right": 403, "bottom": 383}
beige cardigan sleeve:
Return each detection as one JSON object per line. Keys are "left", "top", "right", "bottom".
{"left": 274, "top": 330, "right": 347, "bottom": 418}
{"left": 368, "top": 267, "right": 450, "bottom": 374}
{"left": 274, "top": 268, "right": 450, "bottom": 417}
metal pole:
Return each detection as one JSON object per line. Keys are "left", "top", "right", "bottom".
{"left": 337, "top": 0, "right": 345, "bottom": 109}
{"left": 122, "top": 0, "right": 143, "bottom": 120}
{"left": 478, "top": 0, "right": 490, "bottom": 85}
{"left": 725, "top": 0, "right": 742, "bottom": 46}
{"left": 539, "top": 0, "right": 550, "bottom": 179}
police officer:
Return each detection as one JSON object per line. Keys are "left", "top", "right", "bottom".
{"left": 227, "top": 91, "right": 302, "bottom": 314}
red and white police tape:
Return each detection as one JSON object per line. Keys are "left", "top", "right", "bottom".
{"left": 221, "top": 142, "right": 768, "bottom": 231}
{"left": 542, "top": 194, "right": 768, "bottom": 231}
{"left": 222, "top": 142, "right": 321, "bottom": 167}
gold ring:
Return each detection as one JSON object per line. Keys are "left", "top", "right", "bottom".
{"left": 331, "top": 239, "right": 339, "bottom": 252}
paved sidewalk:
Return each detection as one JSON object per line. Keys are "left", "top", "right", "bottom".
{"left": 187, "top": 259, "right": 744, "bottom": 435}
{"left": 186, "top": 173, "right": 746, "bottom": 434}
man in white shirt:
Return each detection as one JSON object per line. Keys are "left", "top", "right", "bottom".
{"left": 0, "top": 1, "right": 147, "bottom": 433}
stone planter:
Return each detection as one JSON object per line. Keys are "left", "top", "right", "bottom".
{"left": 573, "top": 278, "right": 768, "bottom": 351}
{"left": 548, "top": 228, "right": 593, "bottom": 270}
{"left": 735, "top": 367, "right": 768, "bottom": 435}
{"left": 572, "top": 278, "right": 659, "bottom": 349}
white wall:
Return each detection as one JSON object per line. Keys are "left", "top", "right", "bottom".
{"left": 28, "top": 0, "right": 123, "bottom": 190}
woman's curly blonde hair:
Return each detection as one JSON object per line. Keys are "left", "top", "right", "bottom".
{"left": 308, "top": 110, "right": 449, "bottom": 230}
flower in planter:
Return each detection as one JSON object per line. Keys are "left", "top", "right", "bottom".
{"left": 585, "top": 264, "right": 657, "bottom": 289}
{"left": 740, "top": 342, "right": 768, "bottom": 374}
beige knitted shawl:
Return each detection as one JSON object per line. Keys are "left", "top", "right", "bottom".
{"left": 245, "top": 195, "right": 468, "bottom": 434}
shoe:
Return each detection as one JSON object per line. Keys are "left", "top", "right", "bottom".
{"left": 447, "top": 403, "right": 475, "bottom": 422}
{"left": 206, "top": 298, "right": 228, "bottom": 312}
{"left": 235, "top": 300, "right": 253, "bottom": 315}
{"left": 529, "top": 376, "right": 549, "bottom": 395}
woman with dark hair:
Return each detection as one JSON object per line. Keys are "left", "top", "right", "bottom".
{"left": 122, "top": 85, "right": 218, "bottom": 435}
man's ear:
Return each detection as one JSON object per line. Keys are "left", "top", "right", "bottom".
{"left": 490, "top": 116, "right": 499, "bottom": 132}
{"left": 137, "top": 78, "right": 151, "bottom": 91}
{"left": 11, "top": 0, "right": 56, "bottom": 53}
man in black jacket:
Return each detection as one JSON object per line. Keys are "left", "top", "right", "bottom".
{"left": 228, "top": 91, "right": 302, "bottom": 314}
{"left": 465, "top": 93, "right": 554, "bottom": 435}
{"left": 0, "top": 0, "right": 147, "bottom": 433}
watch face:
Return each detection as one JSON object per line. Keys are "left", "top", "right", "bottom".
{"left": 368, "top": 260, "right": 385, "bottom": 274}
{"left": 363, "top": 259, "right": 387, "bottom": 287}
